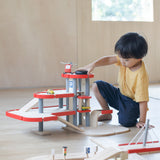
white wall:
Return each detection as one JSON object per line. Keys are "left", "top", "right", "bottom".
{"left": 0, "top": 0, "right": 77, "bottom": 88}
{"left": 0, "top": 0, "right": 160, "bottom": 89}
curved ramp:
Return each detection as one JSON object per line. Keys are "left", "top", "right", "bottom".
{"left": 90, "top": 110, "right": 113, "bottom": 127}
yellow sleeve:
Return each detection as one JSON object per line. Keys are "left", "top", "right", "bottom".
{"left": 135, "top": 71, "right": 149, "bottom": 102}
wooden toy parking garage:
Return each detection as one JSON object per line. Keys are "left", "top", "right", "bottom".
{"left": 6, "top": 65, "right": 129, "bottom": 136}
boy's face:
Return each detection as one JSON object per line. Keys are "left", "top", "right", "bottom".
{"left": 118, "top": 55, "right": 142, "bottom": 69}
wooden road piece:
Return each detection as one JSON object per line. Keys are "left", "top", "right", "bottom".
{"left": 58, "top": 117, "right": 84, "bottom": 132}
{"left": 83, "top": 124, "right": 129, "bottom": 137}
{"left": 19, "top": 98, "right": 38, "bottom": 112}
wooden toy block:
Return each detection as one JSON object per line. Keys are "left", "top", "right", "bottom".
{"left": 90, "top": 110, "right": 113, "bottom": 127}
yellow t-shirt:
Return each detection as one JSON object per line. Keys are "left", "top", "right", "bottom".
{"left": 116, "top": 56, "right": 149, "bottom": 102}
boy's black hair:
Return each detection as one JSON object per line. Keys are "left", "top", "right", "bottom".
{"left": 115, "top": 32, "right": 148, "bottom": 59}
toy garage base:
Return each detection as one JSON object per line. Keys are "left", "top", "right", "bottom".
{"left": 63, "top": 123, "right": 129, "bottom": 137}
{"left": 83, "top": 124, "right": 129, "bottom": 136}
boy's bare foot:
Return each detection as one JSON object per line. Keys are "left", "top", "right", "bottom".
{"left": 98, "top": 114, "right": 112, "bottom": 121}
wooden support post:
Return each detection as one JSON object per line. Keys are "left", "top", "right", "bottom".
{"left": 59, "top": 98, "right": 63, "bottom": 108}
{"left": 66, "top": 78, "right": 69, "bottom": 121}
{"left": 38, "top": 99, "right": 43, "bottom": 132}
{"left": 73, "top": 78, "right": 77, "bottom": 126}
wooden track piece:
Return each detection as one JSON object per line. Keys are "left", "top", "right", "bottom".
{"left": 19, "top": 98, "right": 38, "bottom": 112}
{"left": 83, "top": 124, "right": 129, "bottom": 137}
{"left": 58, "top": 117, "right": 84, "bottom": 132}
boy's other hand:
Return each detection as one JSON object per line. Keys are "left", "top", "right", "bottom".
{"left": 136, "top": 121, "right": 145, "bottom": 128}
{"left": 136, "top": 121, "right": 155, "bottom": 128}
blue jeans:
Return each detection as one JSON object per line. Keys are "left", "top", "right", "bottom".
{"left": 95, "top": 80, "right": 140, "bottom": 127}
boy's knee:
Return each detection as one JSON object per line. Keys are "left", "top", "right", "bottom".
{"left": 119, "top": 115, "right": 137, "bottom": 127}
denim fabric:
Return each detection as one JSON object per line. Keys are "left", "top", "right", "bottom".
{"left": 95, "top": 80, "right": 140, "bottom": 127}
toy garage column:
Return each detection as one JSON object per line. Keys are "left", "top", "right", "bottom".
{"left": 66, "top": 78, "right": 69, "bottom": 121}
{"left": 85, "top": 78, "right": 90, "bottom": 96}
{"left": 85, "top": 78, "right": 90, "bottom": 126}
{"left": 38, "top": 98, "right": 43, "bottom": 132}
{"left": 73, "top": 78, "right": 77, "bottom": 126}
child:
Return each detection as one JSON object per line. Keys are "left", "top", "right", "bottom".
{"left": 79, "top": 32, "right": 149, "bottom": 128}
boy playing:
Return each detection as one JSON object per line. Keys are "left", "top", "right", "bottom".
{"left": 79, "top": 32, "right": 149, "bottom": 128}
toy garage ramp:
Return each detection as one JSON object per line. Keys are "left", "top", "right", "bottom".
{"left": 19, "top": 98, "right": 38, "bottom": 112}
{"left": 6, "top": 89, "right": 76, "bottom": 123}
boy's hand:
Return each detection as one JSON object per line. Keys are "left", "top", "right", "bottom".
{"left": 76, "top": 63, "right": 95, "bottom": 74}
{"left": 136, "top": 121, "right": 155, "bottom": 128}
{"left": 136, "top": 121, "right": 145, "bottom": 128}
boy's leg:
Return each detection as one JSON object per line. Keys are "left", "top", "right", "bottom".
{"left": 92, "top": 80, "right": 139, "bottom": 127}
{"left": 92, "top": 83, "right": 112, "bottom": 121}
{"left": 118, "top": 94, "right": 140, "bottom": 127}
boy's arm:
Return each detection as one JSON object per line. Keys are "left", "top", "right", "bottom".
{"left": 78, "top": 55, "right": 118, "bottom": 74}
{"left": 136, "top": 101, "right": 148, "bottom": 128}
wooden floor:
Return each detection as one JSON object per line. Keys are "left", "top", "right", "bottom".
{"left": 0, "top": 84, "right": 160, "bottom": 160}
